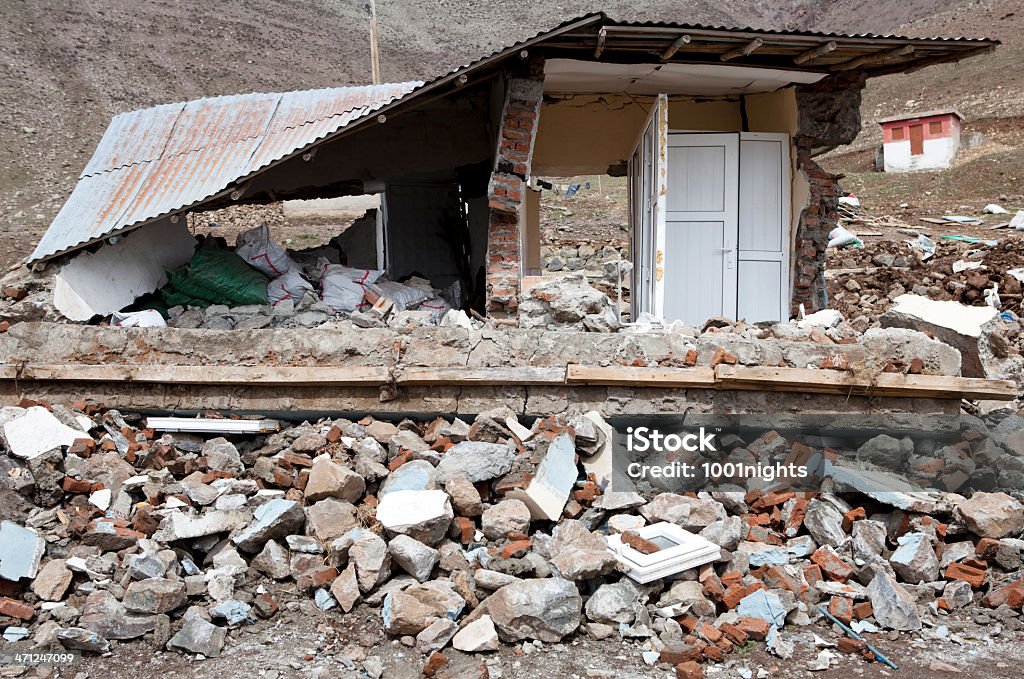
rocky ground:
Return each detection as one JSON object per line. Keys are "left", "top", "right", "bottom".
{"left": 3, "top": 400, "right": 1024, "bottom": 679}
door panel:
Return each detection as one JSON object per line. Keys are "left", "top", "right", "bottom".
{"left": 664, "top": 133, "right": 739, "bottom": 325}
{"left": 909, "top": 124, "right": 924, "bottom": 155}
{"left": 737, "top": 133, "right": 790, "bottom": 322}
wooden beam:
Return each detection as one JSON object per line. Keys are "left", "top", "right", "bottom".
{"left": 830, "top": 45, "right": 913, "bottom": 71}
{"left": 899, "top": 43, "right": 995, "bottom": 75}
{"left": 660, "top": 34, "right": 692, "bottom": 61}
{"left": 714, "top": 365, "right": 1017, "bottom": 401}
{"left": 793, "top": 41, "right": 837, "bottom": 65}
{"left": 720, "top": 38, "right": 763, "bottom": 62}
{"left": 566, "top": 365, "right": 716, "bottom": 388}
{"left": 398, "top": 367, "right": 566, "bottom": 386}
{"left": 594, "top": 27, "right": 607, "bottom": 59}
{"left": 16, "top": 364, "right": 390, "bottom": 386}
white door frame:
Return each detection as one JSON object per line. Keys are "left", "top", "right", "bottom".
{"left": 627, "top": 94, "right": 668, "bottom": 320}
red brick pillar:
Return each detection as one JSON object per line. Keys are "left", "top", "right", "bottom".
{"left": 486, "top": 72, "right": 544, "bottom": 317}
{"left": 791, "top": 137, "right": 839, "bottom": 316}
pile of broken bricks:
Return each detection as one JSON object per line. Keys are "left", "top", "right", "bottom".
{"left": 2, "top": 401, "right": 1024, "bottom": 678}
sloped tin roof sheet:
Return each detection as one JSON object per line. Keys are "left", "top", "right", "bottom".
{"left": 30, "top": 82, "right": 420, "bottom": 262}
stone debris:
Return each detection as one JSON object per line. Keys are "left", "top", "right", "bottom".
{"left": 1, "top": 401, "right": 1024, "bottom": 676}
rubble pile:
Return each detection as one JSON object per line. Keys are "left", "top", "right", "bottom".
{"left": 539, "top": 241, "right": 631, "bottom": 302}
{"left": 826, "top": 237, "right": 1024, "bottom": 329}
{"left": 3, "top": 401, "right": 1024, "bottom": 676}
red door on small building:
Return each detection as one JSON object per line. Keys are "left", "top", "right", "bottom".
{"left": 909, "top": 124, "right": 924, "bottom": 155}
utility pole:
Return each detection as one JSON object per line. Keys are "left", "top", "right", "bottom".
{"left": 366, "top": 0, "right": 381, "bottom": 84}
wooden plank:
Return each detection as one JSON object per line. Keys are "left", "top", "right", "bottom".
{"left": 715, "top": 365, "right": 1016, "bottom": 401}
{"left": 398, "top": 367, "right": 566, "bottom": 386}
{"left": 830, "top": 45, "right": 913, "bottom": 71}
{"left": 18, "top": 364, "right": 390, "bottom": 386}
{"left": 919, "top": 217, "right": 949, "bottom": 225}
{"left": 566, "top": 365, "right": 716, "bottom": 388}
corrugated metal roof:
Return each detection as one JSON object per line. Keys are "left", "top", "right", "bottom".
{"left": 31, "top": 12, "right": 996, "bottom": 263}
{"left": 30, "top": 82, "right": 420, "bottom": 262}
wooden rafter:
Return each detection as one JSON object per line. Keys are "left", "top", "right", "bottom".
{"left": 793, "top": 41, "right": 837, "bottom": 65}
{"left": 720, "top": 38, "right": 763, "bottom": 61}
{"left": 594, "top": 27, "right": 607, "bottom": 59}
{"left": 831, "top": 44, "right": 914, "bottom": 71}
{"left": 660, "top": 34, "right": 692, "bottom": 61}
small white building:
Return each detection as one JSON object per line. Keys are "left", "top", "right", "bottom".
{"left": 879, "top": 109, "right": 963, "bottom": 172}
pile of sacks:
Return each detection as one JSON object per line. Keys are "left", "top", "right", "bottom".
{"left": 162, "top": 225, "right": 460, "bottom": 331}
{"left": 3, "top": 402, "right": 1024, "bottom": 678}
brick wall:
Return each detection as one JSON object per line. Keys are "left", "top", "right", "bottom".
{"left": 791, "top": 73, "right": 866, "bottom": 315}
{"left": 486, "top": 67, "right": 544, "bottom": 317}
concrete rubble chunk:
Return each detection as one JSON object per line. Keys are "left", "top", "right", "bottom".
{"left": 330, "top": 563, "right": 361, "bottom": 613}
{"left": 31, "top": 559, "right": 73, "bottom": 601}
{"left": 452, "top": 615, "right": 500, "bottom": 652}
{"left": 481, "top": 499, "right": 532, "bottom": 541}
{"left": 388, "top": 534, "right": 441, "bottom": 583}
{"left": 376, "top": 490, "right": 454, "bottom": 546}
{"left": 232, "top": 498, "right": 305, "bottom": 552}
{"left": 201, "top": 437, "right": 243, "bottom": 475}
{"left": 381, "top": 591, "right": 436, "bottom": 635}
{"left": 416, "top": 617, "right": 458, "bottom": 653}
{"left": 123, "top": 578, "right": 187, "bottom": 614}
{"left": 487, "top": 578, "right": 581, "bottom": 642}
{"left": 3, "top": 406, "right": 87, "bottom": 460}
{"left": 444, "top": 476, "right": 483, "bottom": 517}
{"left": 803, "top": 499, "right": 847, "bottom": 548}
{"left": 880, "top": 294, "right": 996, "bottom": 377}
{"left": 250, "top": 540, "right": 291, "bottom": 580}
{"left": 57, "top": 627, "right": 110, "bottom": 654}
{"left": 640, "top": 493, "right": 728, "bottom": 532}
{"left": 154, "top": 509, "right": 253, "bottom": 542}
{"left": 889, "top": 532, "right": 939, "bottom": 584}
{"left": 506, "top": 432, "right": 577, "bottom": 521}
{"left": 0, "top": 521, "right": 45, "bottom": 581}
{"left": 349, "top": 529, "right": 392, "bottom": 593}
{"left": 548, "top": 519, "right": 616, "bottom": 581}
{"left": 584, "top": 581, "right": 639, "bottom": 624}
{"left": 958, "top": 492, "right": 1024, "bottom": 539}
{"left": 304, "top": 456, "right": 366, "bottom": 503}
{"left": 305, "top": 498, "right": 359, "bottom": 542}
{"left": 866, "top": 571, "right": 922, "bottom": 631}
{"left": 435, "top": 441, "right": 516, "bottom": 484}
{"left": 379, "top": 459, "right": 437, "bottom": 497}
{"left": 167, "top": 614, "right": 227, "bottom": 657}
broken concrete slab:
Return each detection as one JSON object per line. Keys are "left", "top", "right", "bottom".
{"left": 957, "top": 492, "right": 1024, "bottom": 539}
{"left": 452, "top": 614, "right": 500, "bottom": 652}
{"left": 487, "top": 578, "right": 581, "bottom": 642}
{"left": 506, "top": 432, "right": 576, "bottom": 521}
{"left": 434, "top": 441, "right": 516, "bottom": 484}
{"left": 880, "top": 294, "right": 997, "bottom": 377}
{"left": 3, "top": 406, "right": 87, "bottom": 460}
{"left": 232, "top": 499, "right": 305, "bottom": 552}
{"left": 0, "top": 521, "right": 45, "bottom": 581}
{"left": 166, "top": 614, "right": 227, "bottom": 657}
{"left": 154, "top": 509, "right": 253, "bottom": 542}
{"left": 866, "top": 571, "right": 922, "bottom": 631}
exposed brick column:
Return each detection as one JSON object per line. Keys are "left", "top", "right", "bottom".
{"left": 486, "top": 64, "right": 544, "bottom": 317}
{"left": 791, "top": 72, "right": 866, "bottom": 316}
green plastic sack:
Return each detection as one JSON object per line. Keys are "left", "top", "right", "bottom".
{"left": 161, "top": 241, "right": 269, "bottom": 307}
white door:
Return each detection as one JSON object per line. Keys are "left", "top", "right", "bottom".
{"left": 663, "top": 133, "right": 739, "bottom": 325}
{"left": 628, "top": 94, "right": 667, "bottom": 320}
{"left": 737, "top": 133, "right": 791, "bottom": 323}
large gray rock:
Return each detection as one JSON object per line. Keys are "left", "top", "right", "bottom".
{"left": 32, "top": 559, "right": 73, "bottom": 601}
{"left": 250, "top": 540, "right": 290, "bottom": 580}
{"left": 123, "top": 578, "right": 187, "bottom": 614}
{"left": 388, "top": 534, "right": 440, "bottom": 583}
{"left": 889, "top": 532, "right": 939, "bottom": 584}
{"left": 852, "top": 520, "right": 887, "bottom": 562}
{"left": 232, "top": 499, "right": 305, "bottom": 552}
{"left": 548, "top": 520, "right": 615, "bottom": 581}
{"left": 57, "top": 628, "right": 110, "bottom": 654}
{"left": 481, "top": 499, "right": 531, "bottom": 541}
{"left": 866, "top": 571, "right": 922, "bottom": 631}
{"left": 856, "top": 435, "right": 914, "bottom": 469}
{"left": 304, "top": 457, "right": 365, "bottom": 503}
{"left": 640, "top": 493, "right": 727, "bottom": 531}
{"left": 201, "top": 437, "right": 243, "bottom": 475}
{"left": 376, "top": 490, "right": 453, "bottom": 545}
{"left": 803, "top": 499, "right": 846, "bottom": 548}
{"left": 379, "top": 460, "right": 437, "bottom": 497}
{"left": 349, "top": 529, "right": 392, "bottom": 593}
{"left": 584, "top": 581, "right": 639, "bottom": 624}
{"left": 167, "top": 615, "right": 227, "bottom": 657}
{"left": 700, "top": 516, "right": 744, "bottom": 551}
{"left": 305, "top": 498, "right": 360, "bottom": 542}
{"left": 435, "top": 441, "right": 516, "bottom": 484}
{"left": 487, "top": 578, "right": 581, "bottom": 642}
{"left": 958, "top": 492, "right": 1024, "bottom": 539}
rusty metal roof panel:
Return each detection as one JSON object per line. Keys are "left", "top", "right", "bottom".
{"left": 29, "top": 82, "right": 421, "bottom": 263}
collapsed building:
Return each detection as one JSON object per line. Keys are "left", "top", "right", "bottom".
{"left": 2, "top": 12, "right": 1023, "bottom": 678}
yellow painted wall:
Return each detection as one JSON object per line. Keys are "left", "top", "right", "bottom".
{"left": 746, "top": 88, "right": 799, "bottom": 135}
